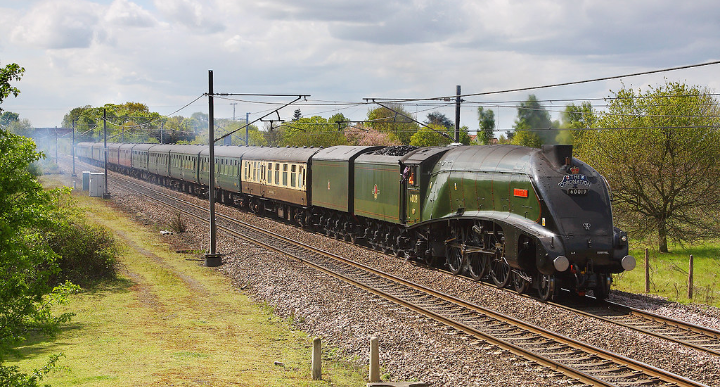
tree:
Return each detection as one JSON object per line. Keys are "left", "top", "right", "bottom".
{"left": 0, "top": 63, "right": 25, "bottom": 113}
{"left": 280, "top": 116, "right": 347, "bottom": 147}
{"left": 575, "top": 81, "right": 720, "bottom": 252}
{"left": 477, "top": 107, "right": 495, "bottom": 144}
{"left": 328, "top": 113, "right": 349, "bottom": 131}
{"left": 61, "top": 103, "right": 162, "bottom": 143}
{"left": 556, "top": 102, "right": 596, "bottom": 144}
{"left": 367, "top": 104, "right": 419, "bottom": 144}
{"left": 158, "top": 116, "right": 195, "bottom": 144}
{"left": 292, "top": 109, "right": 302, "bottom": 121}
{"left": 344, "top": 126, "right": 400, "bottom": 146}
{"left": 0, "top": 129, "right": 77, "bottom": 384}
{"left": 426, "top": 111, "right": 453, "bottom": 129}
{"left": 5, "top": 119, "right": 33, "bottom": 138}
{"left": 510, "top": 95, "right": 557, "bottom": 146}
{"left": 510, "top": 121, "right": 543, "bottom": 148}
{"left": 409, "top": 124, "right": 471, "bottom": 147}
{"left": 0, "top": 112, "right": 19, "bottom": 128}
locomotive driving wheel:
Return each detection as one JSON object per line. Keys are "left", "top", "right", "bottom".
{"left": 446, "top": 245, "right": 463, "bottom": 275}
{"left": 490, "top": 250, "right": 511, "bottom": 288}
{"left": 466, "top": 223, "right": 489, "bottom": 280}
{"left": 538, "top": 274, "right": 556, "bottom": 301}
{"left": 512, "top": 271, "right": 530, "bottom": 294}
{"left": 467, "top": 254, "right": 489, "bottom": 280}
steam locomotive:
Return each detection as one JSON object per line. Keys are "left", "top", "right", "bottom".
{"left": 76, "top": 142, "right": 635, "bottom": 300}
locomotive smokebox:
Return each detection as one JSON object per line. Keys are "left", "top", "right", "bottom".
{"left": 542, "top": 144, "right": 573, "bottom": 167}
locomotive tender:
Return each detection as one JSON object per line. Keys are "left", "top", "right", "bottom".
{"left": 77, "top": 142, "right": 635, "bottom": 300}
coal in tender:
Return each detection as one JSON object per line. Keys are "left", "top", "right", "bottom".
{"left": 372, "top": 145, "right": 418, "bottom": 156}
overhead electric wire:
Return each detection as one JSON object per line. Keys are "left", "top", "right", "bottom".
{"left": 366, "top": 60, "right": 720, "bottom": 103}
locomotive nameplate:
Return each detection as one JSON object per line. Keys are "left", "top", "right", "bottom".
{"left": 558, "top": 174, "right": 591, "bottom": 195}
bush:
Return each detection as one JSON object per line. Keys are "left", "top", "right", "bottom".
{"left": 168, "top": 212, "right": 187, "bottom": 234}
{"left": 46, "top": 218, "right": 118, "bottom": 287}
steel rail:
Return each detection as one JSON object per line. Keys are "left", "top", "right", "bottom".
{"left": 546, "top": 298, "right": 720, "bottom": 357}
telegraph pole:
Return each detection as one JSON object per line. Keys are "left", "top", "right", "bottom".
{"left": 454, "top": 85, "right": 461, "bottom": 143}
{"left": 245, "top": 112, "right": 250, "bottom": 145}
{"left": 103, "top": 108, "right": 110, "bottom": 199}
{"left": 72, "top": 120, "right": 76, "bottom": 176}
{"left": 231, "top": 102, "right": 238, "bottom": 121}
{"left": 205, "top": 70, "right": 221, "bottom": 267}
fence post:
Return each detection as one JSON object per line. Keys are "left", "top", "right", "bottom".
{"left": 312, "top": 337, "right": 322, "bottom": 380}
{"left": 369, "top": 336, "right": 380, "bottom": 383}
{"left": 688, "top": 255, "right": 694, "bottom": 299}
{"left": 644, "top": 248, "right": 650, "bottom": 293}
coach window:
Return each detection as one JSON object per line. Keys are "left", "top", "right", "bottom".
{"left": 273, "top": 163, "right": 279, "bottom": 185}
{"left": 282, "top": 164, "right": 288, "bottom": 186}
{"left": 290, "top": 165, "right": 297, "bottom": 188}
{"left": 299, "top": 167, "right": 306, "bottom": 189}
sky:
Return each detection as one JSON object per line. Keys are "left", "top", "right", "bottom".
{"left": 1, "top": 0, "right": 719, "bottom": 135}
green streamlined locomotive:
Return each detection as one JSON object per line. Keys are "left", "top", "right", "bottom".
{"left": 78, "top": 142, "right": 635, "bottom": 300}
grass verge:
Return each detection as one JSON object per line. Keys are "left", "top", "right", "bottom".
{"left": 612, "top": 242, "right": 720, "bottom": 307}
{"left": 6, "top": 177, "right": 366, "bottom": 386}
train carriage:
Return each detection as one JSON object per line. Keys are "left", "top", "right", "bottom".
{"left": 131, "top": 144, "right": 155, "bottom": 175}
{"left": 199, "top": 146, "right": 244, "bottom": 192}
{"left": 199, "top": 146, "right": 253, "bottom": 205}
{"left": 76, "top": 142, "right": 94, "bottom": 161}
{"left": 240, "top": 146, "right": 319, "bottom": 221}
{"left": 91, "top": 142, "right": 105, "bottom": 163}
{"left": 107, "top": 143, "right": 121, "bottom": 167}
{"left": 147, "top": 144, "right": 174, "bottom": 178}
{"left": 168, "top": 145, "right": 206, "bottom": 194}
{"left": 118, "top": 144, "right": 134, "bottom": 170}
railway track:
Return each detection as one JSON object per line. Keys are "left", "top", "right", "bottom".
{"left": 110, "top": 173, "right": 709, "bottom": 387}
{"left": 552, "top": 298, "right": 720, "bottom": 357}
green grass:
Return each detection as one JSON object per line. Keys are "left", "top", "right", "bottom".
{"left": 5, "top": 177, "right": 367, "bottom": 386}
{"left": 612, "top": 241, "right": 720, "bottom": 307}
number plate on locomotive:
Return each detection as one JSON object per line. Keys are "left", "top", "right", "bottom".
{"left": 566, "top": 188, "right": 588, "bottom": 195}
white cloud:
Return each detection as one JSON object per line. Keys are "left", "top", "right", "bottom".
{"left": 106, "top": 0, "right": 158, "bottom": 27}
{"left": 153, "top": 0, "right": 225, "bottom": 33}
{"left": 10, "top": 0, "right": 103, "bottom": 49}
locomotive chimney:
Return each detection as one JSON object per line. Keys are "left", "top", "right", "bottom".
{"left": 542, "top": 145, "right": 573, "bottom": 167}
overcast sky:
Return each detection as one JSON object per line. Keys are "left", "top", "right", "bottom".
{"left": 1, "top": 0, "right": 719, "bottom": 134}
